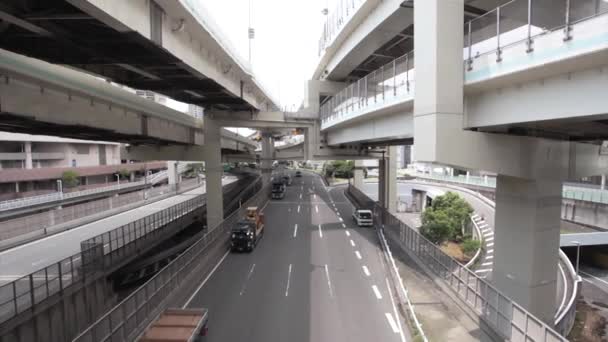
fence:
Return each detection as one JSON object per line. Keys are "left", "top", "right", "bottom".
{"left": 347, "top": 184, "right": 568, "bottom": 342}
{"left": 320, "top": 0, "right": 608, "bottom": 128}
{"left": 0, "top": 177, "right": 211, "bottom": 327}
{"left": 72, "top": 182, "right": 270, "bottom": 342}
{"left": 318, "top": 0, "right": 367, "bottom": 55}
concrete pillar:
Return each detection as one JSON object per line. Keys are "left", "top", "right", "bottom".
{"left": 24, "top": 142, "right": 33, "bottom": 169}
{"left": 167, "top": 161, "right": 178, "bottom": 186}
{"left": 260, "top": 133, "right": 274, "bottom": 178}
{"left": 601, "top": 174, "right": 606, "bottom": 190}
{"left": 130, "top": 172, "right": 135, "bottom": 182}
{"left": 353, "top": 160, "right": 364, "bottom": 189}
{"left": 204, "top": 116, "right": 224, "bottom": 229}
{"left": 15, "top": 182, "right": 19, "bottom": 193}
{"left": 493, "top": 175, "right": 561, "bottom": 324}
{"left": 378, "top": 147, "right": 398, "bottom": 213}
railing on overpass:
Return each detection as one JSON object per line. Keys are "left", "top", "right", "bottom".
{"left": 318, "top": 0, "right": 367, "bottom": 56}
{"left": 320, "top": 0, "right": 608, "bottom": 129}
{"left": 73, "top": 182, "right": 270, "bottom": 342}
{"left": 347, "top": 184, "right": 570, "bottom": 341}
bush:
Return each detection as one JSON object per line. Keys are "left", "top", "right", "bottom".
{"left": 462, "top": 238, "right": 481, "bottom": 256}
{"left": 118, "top": 168, "right": 131, "bottom": 180}
{"left": 420, "top": 192, "right": 473, "bottom": 243}
{"left": 324, "top": 160, "right": 354, "bottom": 178}
{"left": 62, "top": 170, "right": 80, "bottom": 188}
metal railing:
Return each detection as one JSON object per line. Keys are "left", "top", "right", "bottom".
{"left": 320, "top": 0, "right": 608, "bottom": 127}
{"left": 0, "top": 181, "right": 208, "bottom": 326}
{"left": 320, "top": 51, "right": 415, "bottom": 125}
{"left": 347, "top": 184, "right": 568, "bottom": 341}
{"left": 72, "top": 182, "right": 270, "bottom": 342}
{"left": 318, "top": 0, "right": 367, "bottom": 55}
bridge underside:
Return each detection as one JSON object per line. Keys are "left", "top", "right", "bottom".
{"left": 0, "top": 0, "right": 253, "bottom": 111}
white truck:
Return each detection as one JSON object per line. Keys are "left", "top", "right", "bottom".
{"left": 352, "top": 209, "right": 373, "bottom": 227}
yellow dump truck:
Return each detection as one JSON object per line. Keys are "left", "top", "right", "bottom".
{"left": 230, "top": 207, "right": 265, "bottom": 252}
{"left": 139, "top": 308, "right": 208, "bottom": 342}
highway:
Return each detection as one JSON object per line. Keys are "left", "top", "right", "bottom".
{"left": 0, "top": 177, "right": 237, "bottom": 284}
{"left": 184, "top": 172, "right": 409, "bottom": 342}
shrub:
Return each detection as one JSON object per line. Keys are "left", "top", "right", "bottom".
{"left": 61, "top": 170, "right": 80, "bottom": 188}
{"left": 462, "top": 238, "right": 481, "bottom": 256}
{"left": 420, "top": 192, "right": 473, "bottom": 243}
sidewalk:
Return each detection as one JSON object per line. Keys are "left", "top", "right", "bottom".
{"left": 387, "top": 216, "right": 494, "bottom": 341}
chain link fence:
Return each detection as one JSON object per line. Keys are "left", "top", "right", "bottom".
{"left": 346, "top": 184, "right": 568, "bottom": 342}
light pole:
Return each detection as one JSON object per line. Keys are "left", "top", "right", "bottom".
{"left": 572, "top": 241, "right": 581, "bottom": 276}
{"left": 57, "top": 179, "right": 63, "bottom": 198}
{"left": 115, "top": 173, "right": 120, "bottom": 188}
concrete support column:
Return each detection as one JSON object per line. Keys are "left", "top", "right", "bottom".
{"left": 167, "top": 161, "right": 178, "bottom": 186}
{"left": 204, "top": 117, "right": 224, "bottom": 229}
{"left": 260, "top": 133, "right": 274, "bottom": 178}
{"left": 24, "top": 142, "right": 33, "bottom": 170}
{"left": 353, "top": 160, "right": 364, "bottom": 189}
{"left": 378, "top": 147, "right": 398, "bottom": 213}
{"left": 601, "top": 174, "right": 606, "bottom": 190}
{"left": 493, "top": 175, "right": 561, "bottom": 324}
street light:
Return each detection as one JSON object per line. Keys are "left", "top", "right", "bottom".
{"left": 572, "top": 241, "right": 581, "bottom": 276}
{"left": 57, "top": 179, "right": 63, "bottom": 198}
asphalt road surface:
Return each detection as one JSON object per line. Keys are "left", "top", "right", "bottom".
{"left": 0, "top": 177, "right": 237, "bottom": 283}
{"left": 185, "top": 172, "right": 409, "bottom": 342}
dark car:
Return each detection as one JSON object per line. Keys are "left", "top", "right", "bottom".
{"left": 295, "top": 171, "right": 302, "bottom": 177}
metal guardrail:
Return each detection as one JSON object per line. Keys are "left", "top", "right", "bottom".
{"left": 72, "top": 181, "right": 269, "bottom": 342}
{"left": 347, "top": 184, "right": 568, "bottom": 342}
{"left": 320, "top": 0, "right": 608, "bottom": 128}
{"left": 318, "top": 0, "right": 367, "bottom": 55}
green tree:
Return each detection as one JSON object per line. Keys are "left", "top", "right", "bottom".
{"left": 462, "top": 238, "right": 481, "bottom": 256}
{"left": 420, "top": 192, "right": 473, "bottom": 243}
{"left": 118, "top": 169, "right": 131, "bottom": 180}
{"left": 62, "top": 170, "right": 80, "bottom": 188}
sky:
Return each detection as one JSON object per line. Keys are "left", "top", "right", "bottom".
{"left": 202, "top": 0, "right": 333, "bottom": 109}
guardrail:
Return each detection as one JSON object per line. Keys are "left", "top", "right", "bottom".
{"left": 318, "top": 0, "right": 367, "bottom": 55}
{"left": 347, "top": 184, "right": 568, "bottom": 341}
{"left": 72, "top": 181, "right": 270, "bottom": 342}
{"left": 320, "top": 0, "right": 608, "bottom": 129}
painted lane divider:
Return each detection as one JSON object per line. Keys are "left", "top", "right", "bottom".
{"left": 293, "top": 224, "right": 298, "bottom": 238}
{"left": 372, "top": 285, "right": 383, "bottom": 299}
{"left": 239, "top": 263, "right": 256, "bottom": 296}
{"left": 350, "top": 239, "right": 356, "bottom": 247}
{"left": 362, "top": 265, "right": 371, "bottom": 277}
{"left": 318, "top": 224, "right": 323, "bottom": 238}
{"left": 324, "top": 264, "right": 333, "bottom": 297}
{"left": 285, "top": 264, "right": 292, "bottom": 297}
{"left": 355, "top": 250, "right": 362, "bottom": 260}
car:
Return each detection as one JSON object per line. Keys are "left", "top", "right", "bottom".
{"left": 295, "top": 171, "right": 302, "bottom": 177}
{"left": 352, "top": 209, "right": 373, "bottom": 227}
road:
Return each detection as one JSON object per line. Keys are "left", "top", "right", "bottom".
{"left": 0, "top": 177, "right": 237, "bottom": 283}
{"left": 184, "top": 172, "right": 409, "bottom": 342}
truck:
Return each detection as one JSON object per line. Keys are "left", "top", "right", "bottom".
{"left": 271, "top": 180, "right": 286, "bottom": 199}
{"left": 230, "top": 207, "right": 265, "bottom": 252}
{"left": 139, "top": 308, "right": 208, "bottom": 342}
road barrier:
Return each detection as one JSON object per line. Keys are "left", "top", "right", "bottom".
{"left": 347, "top": 184, "right": 568, "bottom": 342}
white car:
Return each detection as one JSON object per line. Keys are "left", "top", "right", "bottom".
{"left": 352, "top": 209, "right": 373, "bottom": 227}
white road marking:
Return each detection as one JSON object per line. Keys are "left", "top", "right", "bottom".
{"left": 314, "top": 194, "right": 317, "bottom": 199}
{"left": 385, "top": 313, "right": 400, "bottom": 334}
{"left": 239, "top": 263, "right": 256, "bottom": 296}
{"left": 362, "top": 265, "right": 371, "bottom": 277}
{"left": 315, "top": 205, "right": 319, "bottom": 213}
{"left": 485, "top": 237, "right": 494, "bottom": 242}
{"left": 372, "top": 285, "right": 383, "bottom": 299}
{"left": 342, "top": 223, "right": 346, "bottom": 228}
{"left": 355, "top": 250, "right": 362, "bottom": 260}
{"left": 293, "top": 224, "right": 298, "bottom": 238}
{"left": 486, "top": 249, "right": 494, "bottom": 254}
{"left": 285, "top": 264, "right": 292, "bottom": 296}
{"left": 475, "top": 268, "right": 492, "bottom": 273}
{"left": 487, "top": 243, "right": 494, "bottom": 247}
{"left": 350, "top": 239, "right": 356, "bottom": 247}
{"left": 299, "top": 193, "right": 302, "bottom": 199}
{"left": 183, "top": 250, "right": 230, "bottom": 307}
{"left": 318, "top": 224, "right": 323, "bottom": 238}
{"left": 339, "top": 217, "right": 343, "bottom": 222}
{"left": 385, "top": 277, "right": 407, "bottom": 342}
{"left": 485, "top": 255, "right": 494, "bottom": 259}
{"left": 482, "top": 262, "right": 493, "bottom": 266}
{"left": 324, "top": 264, "right": 333, "bottom": 297}
{"left": 345, "top": 230, "right": 351, "bottom": 237}
{"left": 297, "top": 205, "right": 300, "bottom": 213}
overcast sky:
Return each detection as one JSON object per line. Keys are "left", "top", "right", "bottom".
{"left": 203, "top": 0, "right": 333, "bottom": 109}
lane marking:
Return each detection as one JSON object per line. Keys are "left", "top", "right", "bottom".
{"left": 345, "top": 230, "right": 351, "bottom": 237}
{"left": 372, "top": 285, "right": 383, "bottom": 299}
{"left": 339, "top": 217, "right": 343, "bottom": 222}
{"left": 313, "top": 194, "right": 317, "bottom": 199}
{"left": 293, "top": 224, "right": 298, "bottom": 238}
{"left": 297, "top": 205, "right": 300, "bottom": 213}
{"left": 355, "top": 250, "right": 362, "bottom": 260}
{"left": 487, "top": 242, "right": 494, "bottom": 247}
{"left": 318, "top": 224, "right": 323, "bottom": 238}
{"left": 315, "top": 205, "right": 319, "bottom": 213}
{"left": 239, "top": 263, "right": 256, "bottom": 296}
{"left": 385, "top": 277, "right": 407, "bottom": 342}
{"left": 350, "top": 239, "right": 356, "bottom": 247}
{"left": 183, "top": 250, "right": 230, "bottom": 307}
{"left": 481, "top": 262, "right": 493, "bottom": 266}
{"left": 385, "top": 313, "right": 400, "bottom": 334}
{"left": 299, "top": 194, "right": 302, "bottom": 199}
{"left": 285, "top": 264, "right": 292, "bottom": 297}
{"left": 342, "top": 223, "right": 346, "bottom": 228}
{"left": 324, "top": 264, "right": 333, "bottom": 297}
{"left": 362, "top": 265, "right": 371, "bottom": 277}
